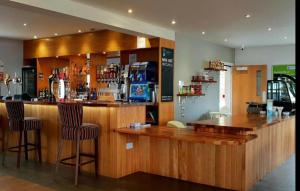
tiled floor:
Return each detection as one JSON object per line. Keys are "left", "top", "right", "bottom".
{"left": 250, "top": 155, "right": 295, "bottom": 191}
{"left": 0, "top": 154, "right": 295, "bottom": 191}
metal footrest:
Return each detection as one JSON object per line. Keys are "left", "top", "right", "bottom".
{"left": 7, "top": 144, "right": 37, "bottom": 153}
{"left": 59, "top": 153, "right": 96, "bottom": 167}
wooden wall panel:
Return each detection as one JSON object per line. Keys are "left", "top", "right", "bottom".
{"left": 24, "top": 30, "right": 139, "bottom": 59}
{"left": 157, "top": 38, "right": 175, "bottom": 125}
{"left": 36, "top": 53, "right": 106, "bottom": 93}
{"left": 158, "top": 102, "right": 174, "bottom": 126}
{"left": 120, "top": 47, "right": 159, "bottom": 65}
{"left": 232, "top": 65, "right": 267, "bottom": 115}
{"left": 37, "top": 57, "right": 69, "bottom": 91}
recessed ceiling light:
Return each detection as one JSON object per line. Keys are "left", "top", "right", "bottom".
{"left": 284, "top": 36, "right": 288, "bottom": 39}
{"left": 78, "top": 53, "right": 81, "bottom": 56}
{"left": 268, "top": 27, "right": 272, "bottom": 31}
{"left": 102, "top": 51, "right": 106, "bottom": 54}
{"left": 202, "top": 31, "right": 205, "bottom": 35}
{"left": 33, "top": 35, "right": 37, "bottom": 39}
{"left": 78, "top": 29, "right": 82, "bottom": 33}
{"left": 56, "top": 56, "right": 59, "bottom": 58}
{"left": 23, "top": 23, "right": 27, "bottom": 26}
{"left": 224, "top": 38, "right": 228, "bottom": 42}
{"left": 54, "top": 33, "right": 58, "bottom": 36}
{"left": 171, "top": 20, "right": 176, "bottom": 25}
{"left": 245, "top": 14, "right": 251, "bottom": 18}
{"left": 128, "top": 9, "right": 133, "bottom": 13}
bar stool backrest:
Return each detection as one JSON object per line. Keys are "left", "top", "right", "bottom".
{"left": 58, "top": 103, "right": 83, "bottom": 128}
{"left": 5, "top": 101, "right": 24, "bottom": 131}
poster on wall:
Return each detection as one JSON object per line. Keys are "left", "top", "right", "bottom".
{"left": 161, "top": 47, "right": 174, "bottom": 102}
{"left": 272, "top": 64, "right": 295, "bottom": 77}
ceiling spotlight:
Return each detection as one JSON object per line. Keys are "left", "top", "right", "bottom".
{"left": 102, "top": 51, "right": 106, "bottom": 54}
{"left": 56, "top": 56, "right": 59, "bottom": 58}
{"left": 78, "top": 29, "right": 82, "bottom": 33}
{"left": 23, "top": 23, "right": 27, "bottom": 26}
{"left": 128, "top": 9, "right": 133, "bottom": 13}
{"left": 284, "top": 36, "right": 288, "bottom": 39}
{"left": 171, "top": 20, "right": 176, "bottom": 25}
{"left": 54, "top": 33, "right": 58, "bottom": 36}
{"left": 245, "top": 14, "right": 251, "bottom": 18}
{"left": 202, "top": 31, "right": 205, "bottom": 35}
{"left": 33, "top": 35, "right": 37, "bottom": 39}
{"left": 268, "top": 27, "right": 272, "bottom": 31}
{"left": 224, "top": 38, "right": 228, "bottom": 42}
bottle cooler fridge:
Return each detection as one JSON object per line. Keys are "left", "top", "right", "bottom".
{"left": 22, "top": 66, "right": 37, "bottom": 98}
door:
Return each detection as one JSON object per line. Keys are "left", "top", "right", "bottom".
{"left": 232, "top": 65, "right": 267, "bottom": 115}
{"left": 219, "top": 62, "right": 232, "bottom": 114}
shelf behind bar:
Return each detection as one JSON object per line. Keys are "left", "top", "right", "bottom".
{"left": 176, "top": 93, "right": 205, "bottom": 96}
{"left": 191, "top": 80, "right": 217, "bottom": 83}
{"left": 204, "top": 67, "right": 227, "bottom": 71}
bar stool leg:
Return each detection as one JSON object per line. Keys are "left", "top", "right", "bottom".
{"left": 36, "top": 129, "right": 42, "bottom": 163}
{"left": 55, "top": 138, "right": 64, "bottom": 173}
{"left": 94, "top": 138, "right": 99, "bottom": 177}
{"left": 24, "top": 131, "right": 28, "bottom": 161}
{"left": 1, "top": 127, "right": 4, "bottom": 152}
{"left": 75, "top": 133, "right": 80, "bottom": 186}
{"left": 17, "top": 130, "right": 23, "bottom": 169}
{"left": 2, "top": 129, "right": 10, "bottom": 166}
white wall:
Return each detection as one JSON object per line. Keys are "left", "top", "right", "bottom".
{"left": 0, "top": 38, "right": 23, "bottom": 96}
{"left": 174, "top": 32, "right": 235, "bottom": 123}
{"left": 235, "top": 45, "right": 295, "bottom": 80}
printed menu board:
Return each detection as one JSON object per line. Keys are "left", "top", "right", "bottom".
{"left": 161, "top": 48, "right": 174, "bottom": 102}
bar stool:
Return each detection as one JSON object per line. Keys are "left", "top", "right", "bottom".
{"left": 56, "top": 102, "right": 99, "bottom": 186}
{"left": 0, "top": 115, "right": 4, "bottom": 152}
{"left": 2, "top": 101, "right": 42, "bottom": 168}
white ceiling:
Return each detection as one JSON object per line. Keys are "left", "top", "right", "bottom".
{"left": 73, "top": 0, "right": 295, "bottom": 48}
{"left": 0, "top": 0, "right": 295, "bottom": 48}
{"left": 0, "top": 1, "right": 112, "bottom": 40}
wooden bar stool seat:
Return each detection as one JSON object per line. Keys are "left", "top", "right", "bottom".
{"left": 62, "top": 123, "right": 98, "bottom": 141}
{"left": 56, "top": 103, "right": 99, "bottom": 186}
{"left": 2, "top": 101, "right": 43, "bottom": 168}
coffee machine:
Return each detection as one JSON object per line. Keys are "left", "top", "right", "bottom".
{"left": 128, "top": 61, "right": 157, "bottom": 102}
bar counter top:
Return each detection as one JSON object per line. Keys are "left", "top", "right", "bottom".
{"left": 188, "top": 114, "right": 295, "bottom": 132}
{"left": 0, "top": 100, "right": 156, "bottom": 107}
{"left": 116, "top": 126, "right": 257, "bottom": 145}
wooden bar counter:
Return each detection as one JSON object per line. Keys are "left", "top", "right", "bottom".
{"left": 117, "top": 114, "right": 295, "bottom": 191}
{"left": 0, "top": 102, "right": 295, "bottom": 191}
{"left": 0, "top": 100, "right": 147, "bottom": 178}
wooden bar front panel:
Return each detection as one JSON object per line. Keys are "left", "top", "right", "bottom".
{"left": 0, "top": 103, "right": 145, "bottom": 178}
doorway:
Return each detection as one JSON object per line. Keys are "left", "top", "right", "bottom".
{"left": 232, "top": 65, "right": 267, "bottom": 115}
{"left": 219, "top": 62, "right": 232, "bottom": 115}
